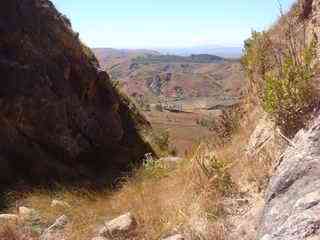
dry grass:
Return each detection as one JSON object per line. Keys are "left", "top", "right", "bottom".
{"left": 4, "top": 105, "right": 273, "bottom": 240}
{"left": 6, "top": 143, "right": 235, "bottom": 240}
{"left": 227, "top": 126, "right": 273, "bottom": 193}
{"left": 0, "top": 225, "right": 20, "bottom": 240}
{"left": 232, "top": 103, "right": 274, "bottom": 190}
{"left": 0, "top": 224, "right": 38, "bottom": 240}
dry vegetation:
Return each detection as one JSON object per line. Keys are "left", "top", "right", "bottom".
{"left": 0, "top": 224, "right": 37, "bottom": 240}
{"left": 1, "top": 101, "right": 273, "bottom": 240}
{"left": 4, "top": 149, "right": 229, "bottom": 239}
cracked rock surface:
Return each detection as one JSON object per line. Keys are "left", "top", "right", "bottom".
{"left": 258, "top": 116, "right": 320, "bottom": 240}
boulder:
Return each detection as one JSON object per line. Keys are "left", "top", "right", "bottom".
{"left": 258, "top": 116, "right": 320, "bottom": 239}
{"left": 99, "top": 212, "right": 137, "bottom": 238}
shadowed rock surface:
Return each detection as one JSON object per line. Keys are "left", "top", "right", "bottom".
{"left": 258, "top": 116, "right": 320, "bottom": 240}
{"left": 0, "top": 0, "right": 155, "bottom": 190}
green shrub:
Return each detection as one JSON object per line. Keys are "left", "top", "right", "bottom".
{"left": 197, "top": 107, "right": 240, "bottom": 142}
{"left": 242, "top": 26, "right": 318, "bottom": 137}
{"left": 262, "top": 42, "right": 316, "bottom": 136}
{"left": 138, "top": 156, "right": 169, "bottom": 179}
{"left": 242, "top": 31, "right": 269, "bottom": 78}
{"left": 195, "top": 150, "right": 233, "bottom": 195}
{"left": 153, "top": 129, "right": 170, "bottom": 152}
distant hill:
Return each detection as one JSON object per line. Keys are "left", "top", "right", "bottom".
{"left": 92, "top": 48, "right": 245, "bottom": 109}
{"left": 93, "top": 48, "right": 160, "bottom": 58}
{"left": 93, "top": 47, "right": 245, "bottom": 155}
{"left": 93, "top": 48, "right": 160, "bottom": 67}
{"left": 156, "top": 45, "right": 243, "bottom": 59}
{"left": 132, "top": 54, "right": 225, "bottom": 64}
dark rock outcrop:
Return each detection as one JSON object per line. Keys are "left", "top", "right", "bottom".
{"left": 0, "top": 0, "right": 155, "bottom": 188}
{"left": 258, "top": 116, "right": 320, "bottom": 240}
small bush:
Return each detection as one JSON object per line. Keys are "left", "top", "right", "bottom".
{"left": 197, "top": 107, "right": 241, "bottom": 142}
{"left": 194, "top": 147, "right": 233, "bottom": 196}
{"left": 262, "top": 41, "right": 317, "bottom": 136}
{"left": 153, "top": 129, "right": 170, "bottom": 152}
{"left": 137, "top": 154, "right": 170, "bottom": 179}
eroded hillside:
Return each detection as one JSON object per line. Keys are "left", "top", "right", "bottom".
{"left": 94, "top": 48, "right": 245, "bottom": 154}
{"left": 94, "top": 49, "right": 244, "bottom": 107}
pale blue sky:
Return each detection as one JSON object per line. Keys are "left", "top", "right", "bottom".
{"left": 51, "top": 0, "right": 296, "bottom": 49}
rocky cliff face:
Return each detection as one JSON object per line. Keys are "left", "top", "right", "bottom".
{"left": 0, "top": 0, "right": 155, "bottom": 188}
{"left": 258, "top": 116, "right": 320, "bottom": 240}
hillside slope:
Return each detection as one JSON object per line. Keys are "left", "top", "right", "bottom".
{"left": 0, "top": 0, "right": 156, "bottom": 189}
{"left": 93, "top": 49, "right": 244, "bottom": 106}
{"left": 93, "top": 49, "right": 245, "bottom": 155}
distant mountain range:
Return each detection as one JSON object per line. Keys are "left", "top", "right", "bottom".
{"left": 93, "top": 45, "right": 243, "bottom": 60}
{"left": 155, "top": 45, "right": 243, "bottom": 59}
{"left": 131, "top": 53, "right": 225, "bottom": 65}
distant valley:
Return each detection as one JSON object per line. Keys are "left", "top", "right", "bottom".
{"left": 93, "top": 48, "right": 244, "bottom": 107}
{"left": 93, "top": 48, "right": 245, "bottom": 154}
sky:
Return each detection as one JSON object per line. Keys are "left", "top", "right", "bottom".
{"left": 51, "top": 0, "right": 296, "bottom": 49}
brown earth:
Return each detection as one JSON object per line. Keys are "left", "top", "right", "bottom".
{"left": 145, "top": 110, "right": 221, "bottom": 156}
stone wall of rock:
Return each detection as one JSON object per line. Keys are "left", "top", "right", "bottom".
{"left": 0, "top": 0, "right": 155, "bottom": 188}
